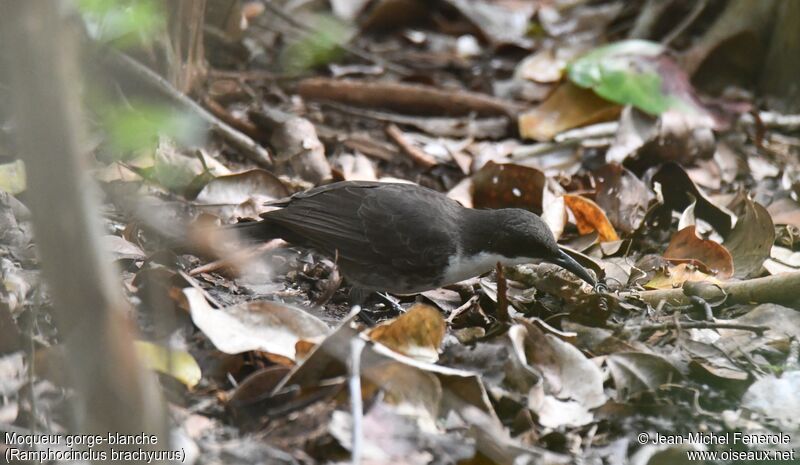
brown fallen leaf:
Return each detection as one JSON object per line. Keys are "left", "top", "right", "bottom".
{"left": 195, "top": 169, "right": 289, "bottom": 222}
{"left": 606, "top": 107, "right": 715, "bottom": 167}
{"left": 368, "top": 303, "right": 446, "bottom": 363}
{"left": 564, "top": 194, "right": 620, "bottom": 242}
{"left": 724, "top": 196, "right": 775, "bottom": 279}
{"left": 507, "top": 322, "right": 607, "bottom": 428}
{"left": 471, "top": 161, "right": 547, "bottom": 214}
{"left": 606, "top": 352, "right": 682, "bottom": 400}
{"left": 250, "top": 107, "right": 332, "bottom": 184}
{"left": 767, "top": 197, "right": 800, "bottom": 230}
{"left": 442, "top": 0, "right": 535, "bottom": 47}
{"left": 663, "top": 226, "right": 734, "bottom": 279}
{"left": 228, "top": 365, "right": 291, "bottom": 415}
{"left": 183, "top": 288, "right": 330, "bottom": 361}
{"left": 593, "top": 163, "right": 652, "bottom": 234}
{"left": 518, "top": 82, "right": 620, "bottom": 141}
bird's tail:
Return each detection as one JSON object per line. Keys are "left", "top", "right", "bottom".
{"left": 221, "top": 220, "right": 276, "bottom": 242}
{"left": 221, "top": 220, "right": 300, "bottom": 244}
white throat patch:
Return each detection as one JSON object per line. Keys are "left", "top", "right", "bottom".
{"left": 441, "top": 252, "right": 534, "bottom": 286}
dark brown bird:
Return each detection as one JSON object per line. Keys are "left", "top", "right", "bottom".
{"left": 231, "top": 181, "right": 595, "bottom": 295}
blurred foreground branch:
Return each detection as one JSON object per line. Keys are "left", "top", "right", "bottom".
{"left": 1, "top": 1, "right": 167, "bottom": 462}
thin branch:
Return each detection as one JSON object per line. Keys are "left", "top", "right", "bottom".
{"left": 385, "top": 124, "right": 437, "bottom": 168}
{"left": 104, "top": 50, "right": 273, "bottom": 167}
{"left": 627, "top": 271, "right": 800, "bottom": 307}
{"left": 639, "top": 321, "right": 769, "bottom": 334}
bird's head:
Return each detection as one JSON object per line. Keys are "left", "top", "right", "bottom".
{"left": 492, "top": 209, "right": 596, "bottom": 287}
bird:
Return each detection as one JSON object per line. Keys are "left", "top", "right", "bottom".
{"left": 229, "top": 181, "right": 595, "bottom": 296}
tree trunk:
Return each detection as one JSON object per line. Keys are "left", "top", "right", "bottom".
{"left": 0, "top": 2, "right": 168, "bottom": 462}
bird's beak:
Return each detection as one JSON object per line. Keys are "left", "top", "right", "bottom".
{"left": 549, "top": 249, "right": 596, "bottom": 287}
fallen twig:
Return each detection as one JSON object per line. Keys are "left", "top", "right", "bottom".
{"left": 638, "top": 321, "right": 769, "bottom": 334}
{"left": 298, "top": 78, "right": 524, "bottom": 118}
{"left": 203, "top": 96, "right": 262, "bottom": 141}
{"left": 177, "top": 269, "right": 223, "bottom": 309}
{"left": 385, "top": 124, "right": 437, "bottom": 168}
{"left": 105, "top": 50, "right": 273, "bottom": 167}
{"left": 189, "top": 239, "right": 286, "bottom": 276}
{"left": 629, "top": 271, "right": 800, "bottom": 307}
{"left": 324, "top": 102, "right": 510, "bottom": 139}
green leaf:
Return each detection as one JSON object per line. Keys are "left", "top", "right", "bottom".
{"left": 77, "top": 0, "right": 165, "bottom": 48}
{"left": 134, "top": 340, "right": 202, "bottom": 389}
{"left": 103, "top": 102, "right": 204, "bottom": 157}
{"left": 280, "top": 14, "right": 355, "bottom": 75}
{"left": 568, "top": 40, "right": 694, "bottom": 116}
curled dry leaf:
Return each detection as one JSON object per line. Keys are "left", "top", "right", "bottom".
{"left": 682, "top": 340, "right": 748, "bottom": 382}
{"left": 515, "top": 47, "right": 567, "bottom": 83}
{"left": 183, "top": 288, "right": 329, "bottom": 361}
{"left": 606, "top": 352, "right": 682, "bottom": 400}
{"left": 134, "top": 340, "right": 202, "bottom": 389}
{"left": 367, "top": 303, "right": 446, "bottom": 363}
{"left": 253, "top": 107, "right": 332, "bottom": 184}
{"left": 196, "top": 169, "right": 289, "bottom": 205}
{"left": 767, "top": 197, "right": 800, "bottom": 229}
{"left": 518, "top": 82, "right": 620, "bottom": 141}
{"left": 362, "top": 361, "right": 443, "bottom": 430}
{"left": 329, "top": 404, "right": 442, "bottom": 465}
{"left": 538, "top": 1, "right": 622, "bottom": 40}
{"left": 765, "top": 246, "right": 800, "bottom": 275}
{"left": 593, "top": 163, "right": 651, "bottom": 234}
{"left": 606, "top": 107, "right": 715, "bottom": 167}
{"left": 653, "top": 163, "right": 734, "bottom": 236}
{"left": 723, "top": 197, "right": 775, "bottom": 279}
{"left": 507, "top": 322, "right": 606, "bottom": 427}
{"left": 564, "top": 194, "right": 620, "bottom": 242}
{"left": 195, "top": 169, "right": 289, "bottom": 221}
{"left": 662, "top": 226, "right": 734, "bottom": 279}
{"left": 443, "top": 0, "right": 535, "bottom": 47}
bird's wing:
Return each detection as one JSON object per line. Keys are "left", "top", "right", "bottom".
{"left": 357, "top": 184, "right": 457, "bottom": 274}
{"left": 261, "top": 183, "right": 376, "bottom": 256}
{"left": 262, "top": 183, "right": 457, "bottom": 273}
